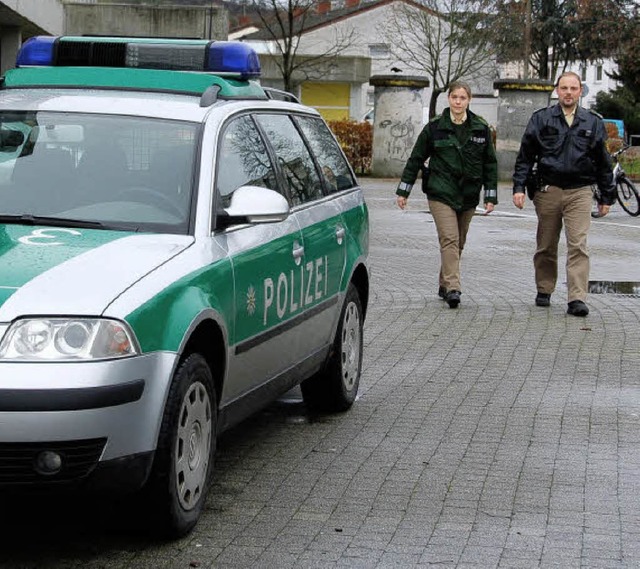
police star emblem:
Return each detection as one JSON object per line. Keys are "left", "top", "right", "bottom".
{"left": 246, "top": 285, "right": 256, "bottom": 315}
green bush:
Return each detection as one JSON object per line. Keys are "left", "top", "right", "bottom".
{"left": 594, "top": 87, "right": 640, "bottom": 138}
{"left": 620, "top": 147, "right": 640, "bottom": 180}
{"left": 327, "top": 119, "right": 372, "bottom": 175}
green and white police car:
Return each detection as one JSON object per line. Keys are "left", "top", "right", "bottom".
{"left": 0, "top": 36, "right": 369, "bottom": 537}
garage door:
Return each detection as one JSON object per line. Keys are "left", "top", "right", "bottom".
{"left": 301, "top": 82, "right": 350, "bottom": 121}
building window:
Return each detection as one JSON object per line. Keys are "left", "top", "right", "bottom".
{"left": 596, "top": 64, "right": 603, "bottom": 82}
{"left": 369, "top": 44, "right": 389, "bottom": 59}
{"left": 580, "top": 65, "right": 587, "bottom": 81}
{"left": 580, "top": 63, "right": 587, "bottom": 81}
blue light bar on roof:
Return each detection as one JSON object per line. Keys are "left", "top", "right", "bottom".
{"left": 207, "top": 42, "right": 261, "bottom": 80}
{"left": 16, "top": 36, "right": 56, "bottom": 67}
{"left": 15, "top": 36, "right": 261, "bottom": 80}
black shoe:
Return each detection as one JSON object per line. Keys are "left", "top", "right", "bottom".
{"left": 567, "top": 300, "right": 589, "bottom": 317}
{"left": 445, "top": 290, "right": 460, "bottom": 308}
{"left": 535, "top": 293, "right": 551, "bottom": 307}
{"left": 438, "top": 286, "right": 446, "bottom": 299}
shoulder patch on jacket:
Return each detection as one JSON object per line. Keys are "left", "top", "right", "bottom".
{"left": 588, "top": 109, "right": 603, "bottom": 119}
{"left": 532, "top": 106, "right": 553, "bottom": 116}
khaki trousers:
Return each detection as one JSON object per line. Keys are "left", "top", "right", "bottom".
{"left": 533, "top": 185, "right": 592, "bottom": 302}
{"left": 429, "top": 199, "right": 475, "bottom": 293}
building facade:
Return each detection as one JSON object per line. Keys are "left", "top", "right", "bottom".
{"left": 234, "top": 0, "right": 498, "bottom": 126}
{"left": 0, "top": 1, "right": 621, "bottom": 131}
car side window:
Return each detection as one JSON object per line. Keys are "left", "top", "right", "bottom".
{"left": 216, "top": 115, "right": 279, "bottom": 208}
{"left": 295, "top": 116, "right": 356, "bottom": 193}
{"left": 254, "top": 114, "right": 324, "bottom": 206}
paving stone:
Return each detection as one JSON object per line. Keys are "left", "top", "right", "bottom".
{"left": 3, "top": 180, "right": 640, "bottom": 568}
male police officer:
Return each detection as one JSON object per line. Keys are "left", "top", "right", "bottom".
{"left": 512, "top": 71, "right": 616, "bottom": 317}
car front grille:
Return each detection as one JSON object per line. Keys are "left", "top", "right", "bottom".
{"left": 0, "top": 438, "right": 107, "bottom": 485}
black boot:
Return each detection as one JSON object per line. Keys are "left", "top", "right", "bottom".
{"left": 445, "top": 290, "right": 461, "bottom": 309}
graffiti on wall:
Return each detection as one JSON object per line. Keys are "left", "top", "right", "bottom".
{"left": 380, "top": 117, "right": 416, "bottom": 163}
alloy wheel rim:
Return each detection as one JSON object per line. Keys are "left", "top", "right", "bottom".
{"left": 175, "top": 381, "right": 212, "bottom": 511}
{"left": 340, "top": 301, "right": 361, "bottom": 390}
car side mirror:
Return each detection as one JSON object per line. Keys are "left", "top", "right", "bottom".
{"left": 216, "top": 185, "right": 290, "bottom": 229}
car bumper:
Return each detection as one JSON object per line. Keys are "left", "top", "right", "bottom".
{"left": 0, "top": 352, "right": 177, "bottom": 486}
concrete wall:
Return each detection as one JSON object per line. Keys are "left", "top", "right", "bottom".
{"left": 257, "top": 52, "right": 371, "bottom": 88}
{"left": 0, "top": 0, "right": 64, "bottom": 73}
{"left": 0, "top": 27, "right": 20, "bottom": 73}
{"left": 0, "top": 1, "right": 228, "bottom": 74}
{"left": 494, "top": 79, "right": 554, "bottom": 182}
{"left": 64, "top": 4, "right": 227, "bottom": 39}
{"left": 1, "top": 0, "right": 64, "bottom": 35}
{"left": 370, "top": 75, "right": 430, "bottom": 178}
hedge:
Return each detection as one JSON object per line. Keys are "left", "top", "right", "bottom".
{"left": 327, "top": 119, "right": 372, "bottom": 175}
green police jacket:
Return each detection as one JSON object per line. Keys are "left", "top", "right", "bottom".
{"left": 396, "top": 108, "right": 498, "bottom": 211}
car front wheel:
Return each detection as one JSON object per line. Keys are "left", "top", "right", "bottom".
{"left": 142, "top": 353, "right": 216, "bottom": 538}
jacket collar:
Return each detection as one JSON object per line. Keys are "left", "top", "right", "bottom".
{"left": 552, "top": 103, "right": 587, "bottom": 123}
{"left": 439, "top": 107, "right": 480, "bottom": 130}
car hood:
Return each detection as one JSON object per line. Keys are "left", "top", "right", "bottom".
{"left": 0, "top": 225, "right": 193, "bottom": 321}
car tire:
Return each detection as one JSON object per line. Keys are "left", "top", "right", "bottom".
{"left": 141, "top": 353, "right": 216, "bottom": 538}
{"left": 301, "top": 283, "right": 363, "bottom": 412}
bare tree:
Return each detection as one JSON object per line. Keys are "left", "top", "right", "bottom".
{"left": 251, "top": 0, "right": 357, "bottom": 94}
{"left": 380, "top": 0, "right": 497, "bottom": 118}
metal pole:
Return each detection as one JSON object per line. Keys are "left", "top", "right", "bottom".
{"left": 209, "top": 1, "right": 214, "bottom": 39}
{"left": 523, "top": 0, "right": 531, "bottom": 79}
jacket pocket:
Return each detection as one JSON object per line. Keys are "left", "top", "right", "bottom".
{"left": 539, "top": 125, "right": 562, "bottom": 153}
{"left": 463, "top": 143, "right": 485, "bottom": 173}
{"left": 572, "top": 129, "right": 594, "bottom": 152}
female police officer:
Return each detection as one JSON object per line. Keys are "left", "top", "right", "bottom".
{"left": 396, "top": 81, "right": 498, "bottom": 308}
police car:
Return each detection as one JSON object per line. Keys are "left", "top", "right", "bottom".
{"left": 0, "top": 36, "right": 369, "bottom": 537}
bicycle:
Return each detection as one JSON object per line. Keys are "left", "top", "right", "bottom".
{"left": 594, "top": 144, "right": 640, "bottom": 217}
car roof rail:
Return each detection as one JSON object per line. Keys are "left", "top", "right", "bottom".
{"left": 200, "top": 84, "right": 221, "bottom": 107}
{"left": 263, "top": 87, "right": 300, "bottom": 103}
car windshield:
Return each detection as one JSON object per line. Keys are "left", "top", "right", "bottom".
{"left": 0, "top": 111, "right": 198, "bottom": 234}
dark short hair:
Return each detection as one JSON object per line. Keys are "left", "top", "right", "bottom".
{"left": 448, "top": 81, "right": 472, "bottom": 98}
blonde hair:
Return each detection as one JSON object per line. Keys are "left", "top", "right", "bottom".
{"left": 448, "top": 81, "right": 472, "bottom": 98}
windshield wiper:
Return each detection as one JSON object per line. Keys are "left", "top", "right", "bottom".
{"left": 0, "top": 214, "right": 105, "bottom": 229}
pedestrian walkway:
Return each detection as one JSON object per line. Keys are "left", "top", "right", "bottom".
{"left": 354, "top": 178, "right": 640, "bottom": 567}
{"left": 2, "top": 178, "right": 639, "bottom": 569}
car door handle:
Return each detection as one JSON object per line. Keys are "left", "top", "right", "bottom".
{"left": 292, "top": 240, "right": 304, "bottom": 265}
{"left": 335, "top": 225, "right": 345, "bottom": 244}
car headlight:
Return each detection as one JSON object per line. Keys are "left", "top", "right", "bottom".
{"left": 0, "top": 318, "right": 139, "bottom": 361}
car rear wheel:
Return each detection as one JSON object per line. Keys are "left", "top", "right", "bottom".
{"left": 301, "top": 283, "right": 363, "bottom": 412}
{"left": 142, "top": 353, "right": 216, "bottom": 538}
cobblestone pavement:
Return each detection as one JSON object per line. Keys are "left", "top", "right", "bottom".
{"left": 2, "top": 179, "right": 640, "bottom": 568}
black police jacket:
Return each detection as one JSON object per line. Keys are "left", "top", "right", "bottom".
{"left": 512, "top": 104, "right": 616, "bottom": 205}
